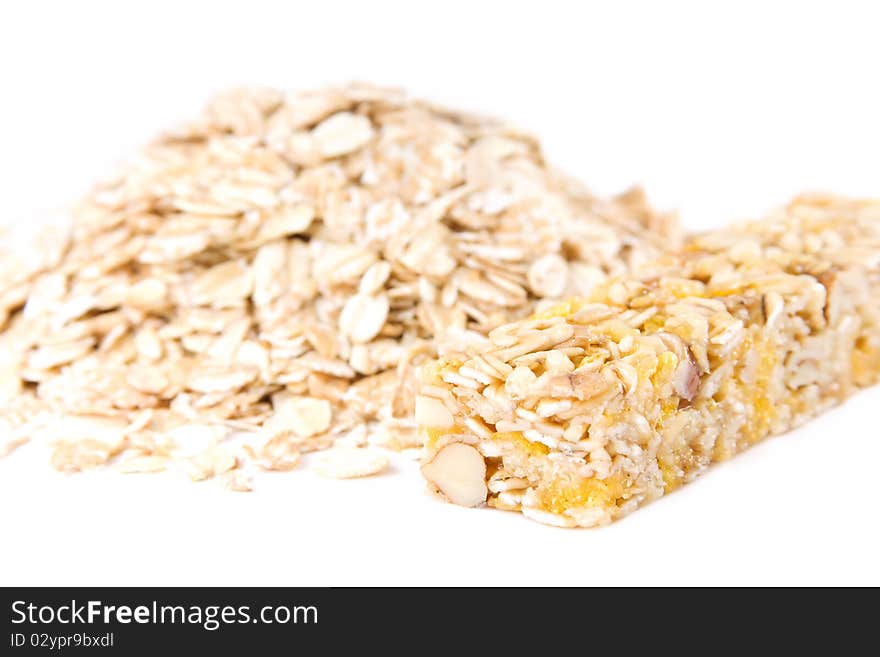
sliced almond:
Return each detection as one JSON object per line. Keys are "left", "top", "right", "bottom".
{"left": 421, "top": 442, "right": 488, "bottom": 507}
{"left": 671, "top": 349, "right": 700, "bottom": 401}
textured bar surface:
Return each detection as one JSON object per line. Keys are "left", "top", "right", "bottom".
{"left": 417, "top": 195, "right": 880, "bottom": 527}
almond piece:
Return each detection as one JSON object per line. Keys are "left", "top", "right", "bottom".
{"left": 421, "top": 442, "right": 487, "bottom": 507}
{"left": 672, "top": 350, "right": 700, "bottom": 401}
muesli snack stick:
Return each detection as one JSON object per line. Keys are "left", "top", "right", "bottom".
{"left": 418, "top": 195, "right": 880, "bottom": 526}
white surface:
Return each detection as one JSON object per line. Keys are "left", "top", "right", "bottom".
{"left": 1, "top": 0, "right": 879, "bottom": 586}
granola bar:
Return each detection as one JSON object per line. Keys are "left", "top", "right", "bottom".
{"left": 417, "top": 195, "right": 880, "bottom": 526}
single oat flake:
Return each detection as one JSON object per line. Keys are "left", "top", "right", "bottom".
{"left": 314, "top": 447, "right": 390, "bottom": 479}
{"left": 0, "top": 83, "right": 677, "bottom": 486}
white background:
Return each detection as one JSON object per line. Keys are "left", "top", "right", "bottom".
{"left": 1, "top": 0, "right": 878, "bottom": 586}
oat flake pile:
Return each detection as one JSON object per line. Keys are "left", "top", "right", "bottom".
{"left": 0, "top": 84, "right": 677, "bottom": 489}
